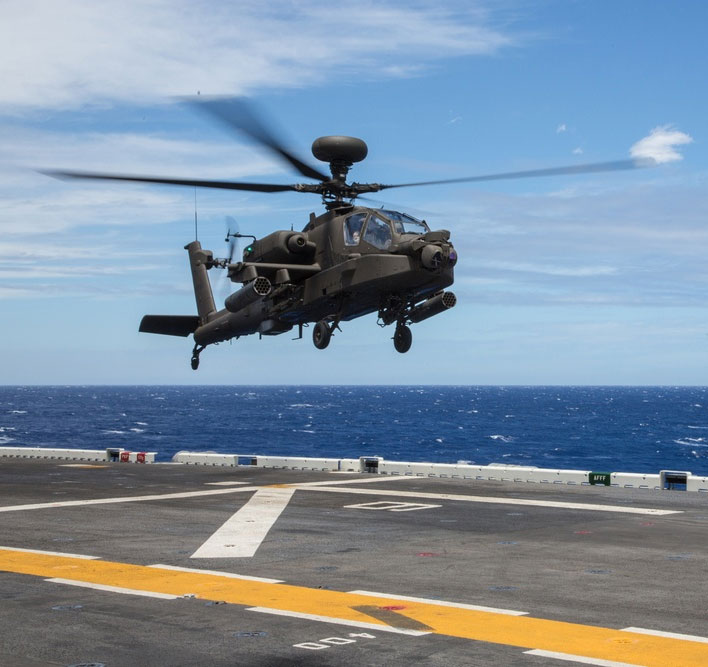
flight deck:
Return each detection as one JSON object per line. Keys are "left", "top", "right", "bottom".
{"left": 1, "top": 456, "right": 707, "bottom": 666}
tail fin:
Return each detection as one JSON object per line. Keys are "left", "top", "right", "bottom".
{"left": 138, "top": 242, "right": 216, "bottom": 338}
{"left": 185, "top": 240, "right": 216, "bottom": 323}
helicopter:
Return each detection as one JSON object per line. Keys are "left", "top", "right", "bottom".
{"left": 45, "top": 97, "right": 654, "bottom": 370}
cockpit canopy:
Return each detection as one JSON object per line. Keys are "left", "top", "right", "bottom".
{"left": 343, "top": 209, "right": 430, "bottom": 250}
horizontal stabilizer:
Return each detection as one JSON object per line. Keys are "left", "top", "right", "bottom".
{"left": 139, "top": 315, "right": 200, "bottom": 337}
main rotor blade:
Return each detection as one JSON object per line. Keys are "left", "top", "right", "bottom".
{"left": 187, "top": 96, "right": 330, "bottom": 183}
{"left": 378, "top": 158, "right": 657, "bottom": 191}
{"left": 42, "top": 170, "right": 300, "bottom": 193}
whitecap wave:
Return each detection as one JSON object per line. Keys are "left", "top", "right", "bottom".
{"left": 489, "top": 435, "right": 514, "bottom": 443}
{"left": 130, "top": 428, "right": 145, "bottom": 433}
{"left": 674, "top": 437, "right": 707, "bottom": 447}
{"left": 9, "top": 410, "right": 27, "bottom": 414}
{"left": 102, "top": 430, "right": 127, "bottom": 435}
{"left": 0, "top": 435, "right": 15, "bottom": 444}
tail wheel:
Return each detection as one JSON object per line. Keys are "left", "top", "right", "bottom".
{"left": 393, "top": 324, "right": 412, "bottom": 353}
{"left": 190, "top": 344, "right": 204, "bottom": 370}
{"left": 313, "top": 320, "right": 332, "bottom": 349}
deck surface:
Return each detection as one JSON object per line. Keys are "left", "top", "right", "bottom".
{"left": 1, "top": 459, "right": 707, "bottom": 666}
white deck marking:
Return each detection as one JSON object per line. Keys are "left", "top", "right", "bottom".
{"left": 59, "top": 464, "right": 108, "bottom": 468}
{"left": 205, "top": 481, "right": 249, "bottom": 486}
{"left": 0, "top": 476, "right": 411, "bottom": 513}
{"left": 348, "top": 590, "right": 527, "bottom": 616}
{"left": 246, "top": 606, "right": 431, "bottom": 636}
{"left": 303, "top": 486, "right": 681, "bottom": 515}
{"left": 191, "top": 487, "right": 296, "bottom": 559}
{"left": 148, "top": 563, "right": 283, "bottom": 583}
{"left": 46, "top": 577, "right": 179, "bottom": 599}
{"left": 344, "top": 501, "right": 441, "bottom": 512}
{"left": 523, "top": 649, "right": 639, "bottom": 666}
{"left": 0, "top": 486, "right": 260, "bottom": 513}
{"left": 0, "top": 546, "right": 99, "bottom": 560}
{"left": 622, "top": 627, "right": 708, "bottom": 644}
{"left": 291, "top": 476, "right": 420, "bottom": 487}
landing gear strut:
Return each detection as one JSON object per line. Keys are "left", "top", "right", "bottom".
{"left": 190, "top": 344, "right": 205, "bottom": 370}
{"left": 393, "top": 323, "right": 412, "bottom": 353}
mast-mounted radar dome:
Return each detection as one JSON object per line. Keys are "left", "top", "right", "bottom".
{"left": 312, "top": 136, "right": 368, "bottom": 165}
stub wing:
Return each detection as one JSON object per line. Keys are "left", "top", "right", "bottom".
{"left": 139, "top": 315, "right": 200, "bottom": 337}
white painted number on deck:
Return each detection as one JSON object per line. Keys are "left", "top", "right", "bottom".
{"left": 294, "top": 633, "right": 376, "bottom": 650}
{"left": 344, "top": 501, "right": 441, "bottom": 512}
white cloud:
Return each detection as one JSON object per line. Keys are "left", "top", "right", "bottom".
{"left": 0, "top": 124, "right": 302, "bottom": 240}
{"left": 0, "top": 126, "right": 277, "bottom": 177}
{"left": 572, "top": 147, "right": 583, "bottom": 155}
{"left": 479, "top": 260, "right": 618, "bottom": 277}
{"left": 413, "top": 174, "right": 708, "bottom": 308}
{"left": 630, "top": 125, "right": 693, "bottom": 164}
{"left": 556, "top": 123, "right": 567, "bottom": 133}
{"left": 0, "top": 0, "right": 515, "bottom": 112}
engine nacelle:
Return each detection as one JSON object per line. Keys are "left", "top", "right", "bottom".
{"left": 408, "top": 291, "right": 457, "bottom": 323}
{"left": 224, "top": 276, "right": 272, "bottom": 313}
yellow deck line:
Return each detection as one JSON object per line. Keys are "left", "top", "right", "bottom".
{"left": 1, "top": 548, "right": 707, "bottom": 666}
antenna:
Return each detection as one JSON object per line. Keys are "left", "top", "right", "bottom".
{"left": 194, "top": 187, "right": 199, "bottom": 240}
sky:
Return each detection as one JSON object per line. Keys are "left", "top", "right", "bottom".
{"left": 0, "top": 0, "right": 706, "bottom": 385}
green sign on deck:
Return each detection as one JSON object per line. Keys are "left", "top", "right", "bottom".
{"left": 589, "top": 472, "right": 611, "bottom": 486}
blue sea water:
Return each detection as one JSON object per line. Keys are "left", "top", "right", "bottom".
{"left": 1, "top": 386, "right": 707, "bottom": 475}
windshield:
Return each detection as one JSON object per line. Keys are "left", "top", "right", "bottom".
{"left": 344, "top": 212, "right": 366, "bottom": 246}
{"left": 362, "top": 213, "right": 392, "bottom": 250}
{"left": 380, "top": 210, "right": 430, "bottom": 236}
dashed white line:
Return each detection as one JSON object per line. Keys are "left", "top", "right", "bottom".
{"left": 0, "top": 546, "right": 99, "bottom": 560}
{"left": 46, "top": 578, "right": 179, "bottom": 599}
{"left": 348, "top": 590, "right": 527, "bottom": 616}
{"left": 148, "top": 563, "right": 283, "bottom": 583}
{"left": 523, "top": 649, "right": 639, "bottom": 666}
{"left": 622, "top": 627, "right": 708, "bottom": 644}
{"left": 246, "top": 606, "right": 431, "bottom": 636}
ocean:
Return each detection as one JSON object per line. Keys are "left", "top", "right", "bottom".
{"left": 1, "top": 386, "right": 707, "bottom": 475}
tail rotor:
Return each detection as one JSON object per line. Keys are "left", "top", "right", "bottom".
{"left": 224, "top": 215, "right": 239, "bottom": 263}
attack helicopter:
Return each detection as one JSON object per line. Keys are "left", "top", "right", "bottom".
{"left": 45, "top": 97, "right": 653, "bottom": 370}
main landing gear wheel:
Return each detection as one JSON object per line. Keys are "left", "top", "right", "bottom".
{"left": 313, "top": 320, "right": 332, "bottom": 350}
{"left": 393, "top": 324, "right": 412, "bottom": 353}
